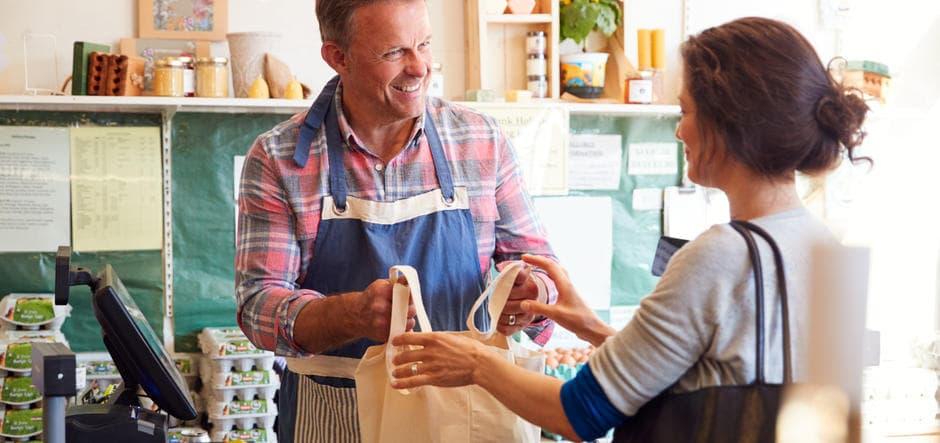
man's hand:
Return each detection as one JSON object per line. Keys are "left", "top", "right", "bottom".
{"left": 496, "top": 264, "right": 546, "bottom": 336}
{"left": 348, "top": 278, "right": 417, "bottom": 343}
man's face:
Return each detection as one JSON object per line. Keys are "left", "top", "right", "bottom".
{"left": 342, "top": 0, "right": 433, "bottom": 123}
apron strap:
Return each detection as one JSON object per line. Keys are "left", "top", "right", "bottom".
{"left": 314, "top": 80, "right": 458, "bottom": 212}
{"left": 423, "top": 110, "right": 456, "bottom": 201}
{"left": 294, "top": 75, "right": 340, "bottom": 168}
{"left": 325, "top": 95, "right": 349, "bottom": 210}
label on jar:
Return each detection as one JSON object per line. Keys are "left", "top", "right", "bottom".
{"left": 526, "top": 35, "right": 546, "bottom": 55}
{"left": 526, "top": 55, "right": 546, "bottom": 77}
{"left": 527, "top": 77, "right": 548, "bottom": 98}
{"left": 627, "top": 79, "right": 653, "bottom": 104}
{"left": 183, "top": 69, "right": 195, "bottom": 96}
{"left": 429, "top": 73, "right": 444, "bottom": 98}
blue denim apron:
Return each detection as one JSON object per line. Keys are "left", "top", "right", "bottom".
{"left": 277, "top": 77, "right": 487, "bottom": 442}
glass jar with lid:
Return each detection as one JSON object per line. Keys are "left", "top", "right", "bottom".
{"left": 153, "top": 58, "right": 185, "bottom": 97}
{"left": 195, "top": 57, "right": 229, "bottom": 98}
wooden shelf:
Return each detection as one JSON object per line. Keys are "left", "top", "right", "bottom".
{"left": 466, "top": 0, "right": 561, "bottom": 99}
{"left": 0, "top": 94, "right": 312, "bottom": 114}
{"left": 485, "top": 14, "right": 552, "bottom": 24}
{"left": 0, "top": 95, "right": 680, "bottom": 117}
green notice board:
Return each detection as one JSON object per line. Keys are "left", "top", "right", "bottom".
{"left": 0, "top": 111, "right": 164, "bottom": 352}
{"left": 171, "top": 112, "right": 286, "bottom": 352}
{"left": 565, "top": 114, "right": 683, "bottom": 307}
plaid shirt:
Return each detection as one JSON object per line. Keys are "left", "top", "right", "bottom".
{"left": 236, "top": 86, "right": 558, "bottom": 357}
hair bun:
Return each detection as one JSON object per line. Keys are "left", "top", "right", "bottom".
{"left": 815, "top": 87, "right": 869, "bottom": 151}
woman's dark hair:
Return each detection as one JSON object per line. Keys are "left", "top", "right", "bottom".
{"left": 681, "top": 17, "right": 870, "bottom": 177}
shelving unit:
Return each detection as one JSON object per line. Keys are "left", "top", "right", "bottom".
{"left": 465, "top": 0, "right": 561, "bottom": 99}
{"left": 0, "top": 95, "right": 680, "bottom": 117}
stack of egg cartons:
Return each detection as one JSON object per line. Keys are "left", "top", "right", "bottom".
{"left": 198, "top": 327, "right": 278, "bottom": 443}
{"left": 0, "top": 293, "right": 71, "bottom": 442}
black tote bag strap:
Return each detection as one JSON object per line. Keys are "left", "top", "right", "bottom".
{"left": 729, "top": 220, "right": 793, "bottom": 385}
{"left": 735, "top": 220, "right": 793, "bottom": 384}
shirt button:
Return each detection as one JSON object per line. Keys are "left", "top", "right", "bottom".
{"left": 374, "top": 163, "right": 384, "bottom": 172}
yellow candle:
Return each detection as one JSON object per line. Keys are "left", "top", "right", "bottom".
{"left": 652, "top": 29, "right": 665, "bottom": 70}
{"left": 637, "top": 29, "right": 652, "bottom": 71}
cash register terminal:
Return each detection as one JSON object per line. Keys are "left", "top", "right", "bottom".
{"left": 49, "top": 246, "right": 196, "bottom": 442}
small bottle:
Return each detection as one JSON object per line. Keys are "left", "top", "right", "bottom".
{"left": 526, "top": 31, "right": 546, "bottom": 55}
{"left": 625, "top": 70, "right": 653, "bottom": 104}
{"left": 526, "top": 53, "right": 546, "bottom": 77}
{"left": 527, "top": 75, "right": 548, "bottom": 98}
{"left": 175, "top": 56, "right": 196, "bottom": 97}
{"left": 428, "top": 63, "right": 444, "bottom": 98}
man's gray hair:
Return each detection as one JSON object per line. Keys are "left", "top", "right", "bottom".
{"left": 316, "top": 0, "right": 422, "bottom": 49}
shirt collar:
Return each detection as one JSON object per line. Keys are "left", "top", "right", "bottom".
{"left": 334, "top": 82, "right": 426, "bottom": 156}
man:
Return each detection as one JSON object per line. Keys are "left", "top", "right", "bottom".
{"left": 235, "top": 0, "right": 558, "bottom": 441}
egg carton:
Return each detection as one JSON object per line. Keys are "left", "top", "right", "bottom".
{"left": 199, "top": 328, "right": 273, "bottom": 357}
{"left": 210, "top": 427, "right": 277, "bottom": 443}
{"left": 167, "top": 426, "right": 210, "bottom": 443}
{"left": 0, "top": 407, "right": 42, "bottom": 439}
{"left": 207, "top": 398, "right": 277, "bottom": 430}
{"left": 0, "top": 335, "right": 69, "bottom": 374}
{"left": 199, "top": 359, "right": 278, "bottom": 401}
{"left": 0, "top": 294, "right": 71, "bottom": 331}
{"left": 0, "top": 377, "right": 40, "bottom": 407}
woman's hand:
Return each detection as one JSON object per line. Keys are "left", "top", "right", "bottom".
{"left": 521, "top": 254, "right": 616, "bottom": 346}
{"left": 389, "top": 332, "right": 491, "bottom": 389}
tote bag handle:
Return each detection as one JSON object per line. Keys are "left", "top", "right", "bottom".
{"left": 729, "top": 220, "right": 793, "bottom": 384}
{"left": 465, "top": 262, "right": 526, "bottom": 339}
{"left": 386, "top": 266, "right": 433, "bottom": 382}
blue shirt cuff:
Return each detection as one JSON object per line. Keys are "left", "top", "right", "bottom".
{"left": 560, "top": 363, "right": 627, "bottom": 441}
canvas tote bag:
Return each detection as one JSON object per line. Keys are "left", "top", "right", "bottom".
{"left": 355, "top": 263, "right": 543, "bottom": 443}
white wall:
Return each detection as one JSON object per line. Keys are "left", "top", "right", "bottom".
{"left": 0, "top": 0, "right": 842, "bottom": 102}
{"left": 0, "top": 0, "right": 466, "bottom": 99}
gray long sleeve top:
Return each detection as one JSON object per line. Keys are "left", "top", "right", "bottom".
{"left": 590, "top": 207, "right": 837, "bottom": 416}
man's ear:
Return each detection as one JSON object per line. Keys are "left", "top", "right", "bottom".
{"left": 321, "top": 42, "right": 349, "bottom": 75}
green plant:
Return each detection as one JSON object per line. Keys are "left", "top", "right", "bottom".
{"left": 560, "top": 0, "right": 622, "bottom": 47}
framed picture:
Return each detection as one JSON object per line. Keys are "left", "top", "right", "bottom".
{"left": 138, "top": 0, "right": 229, "bottom": 41}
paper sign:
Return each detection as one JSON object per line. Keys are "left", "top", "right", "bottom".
{"left": 463, "top": 103, "right": 569, "bottom": 196}
{"left": 0, "top": 127, "right": 71, "bottom": 252}
{"left": 627, "top": 142, "right": 678, "bottom": 175}
{"left": 632, "top": 188, "right": 664, "bottom": 211}
{"left": 568, "top": 134, "right": 622, "bottom": 190}
{"left": 533, "top": 196, "right": 612, "bottom": 310}
{"left": 663, "top": 186, "right": 730, "bottom": 240}
{"left": 234, "top": 155, "right": 246, "bottom": 201}
{"left": 70, "top": 127, "right": 163, "bottom": 251}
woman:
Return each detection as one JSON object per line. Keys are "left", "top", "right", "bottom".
{"left": 388, "top": 16, "right": 870, "bottom": 441}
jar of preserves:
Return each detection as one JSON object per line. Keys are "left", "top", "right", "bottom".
{"left": 153, "top": 58, "right": 185, "bottom": 97}
{"left": 195, "top": 57, "right": 229, "bottom": 98}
